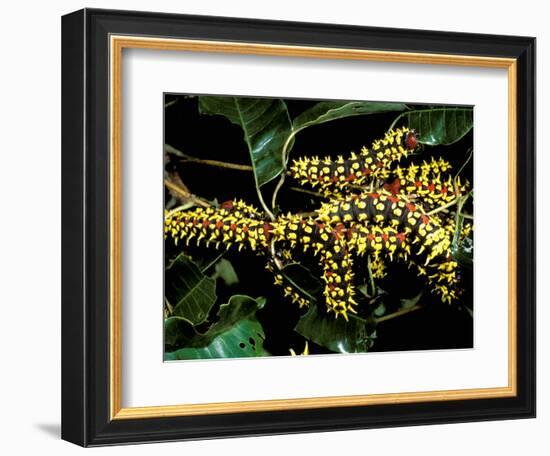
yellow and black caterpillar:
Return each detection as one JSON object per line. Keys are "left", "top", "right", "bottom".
{"left": 289, "top": 127, "right": 418, "bottom": 197}
{"left": 165, "top": 127, "right": 470, "bottom": 320}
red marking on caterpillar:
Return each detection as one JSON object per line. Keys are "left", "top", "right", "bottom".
{"left": 345, "top": 174, "right": 357, "bottom": 182}
{"left": 242, "top": 225, "right": 249, "bottom": 233}
{"left": 406, "top": 203, "right": 417, "bottom": 212}
{"left": 333, "top": 223, "right": 346, "bottom": 240}
{"left": 220, "top": 200, "right": 234, "bottom": 210}
{"left": 384, "top": 178, "right": 401, "bottom": 195}
{"left": 263, "top": 223, "right": 272, "bottom": 240}
{"left": 396, "top": 232, "right": 406, "bottom": 243}
{"left": 388, "top": 195, "right": 400, "bottom": 204}
{"left": 331, "top": 175, "right": 339, "bottom": 183}
{"left": 369, "top": 192, "right": 380, "bottom": 199}
{"left": 230, "top": 223, "right": 237, "bottom": 232}
{"left": 362, "top": 168, "right": 372, "bottom": 176}
{"left": 421, "top": 214, "right": 430, "bottom": 225}
{"left": 428, "top": 183, "right": 435, "bottom": 192}
{"left": 442, "top": 186, "right": 448, "bottom": 194}
{"left": 202, "top": 219, "right": 210, "bottom": 227}
{"left": 382, "top": 233, "right": 389, "bottom": 242}
{"left": 415, "top": 180, "right": 422, "bottom": 187}
{"left": 367, "top": 233, "right": 376, "bottom": 241}
{"left": 215, "top": 220, "right": 224, "bottom": 230}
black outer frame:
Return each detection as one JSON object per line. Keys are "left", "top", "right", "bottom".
{"left": 61, "top": 8, "right": 536, "bottom": 447}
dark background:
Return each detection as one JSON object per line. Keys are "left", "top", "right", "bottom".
{"left": 164, "top": 94, "right": 473, "bottom": 355}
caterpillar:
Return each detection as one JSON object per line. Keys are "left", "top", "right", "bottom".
{"left": 289, "top": 127, "right": 419, "bottom": 196}
{"left": 387, "top": 157, "right": 470, "bottom": 207}
{"left": 164, "top": 199, "right": 271, "bottom": 252}
{"left": 316, "top": 191, "right": 458, "bottom": 303}
{"left": 165, "top": 126, "right": 470, "bottom": 320}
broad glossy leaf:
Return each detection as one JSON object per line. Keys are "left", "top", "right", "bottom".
{"left": 165, "top": 319, "right": 268, "bottom": 360}
{"left": 390, "top": 107, "right": 473, "bottom": 145}
{"left": 165, "top": 295, "right": 268, "bottom": 360}
{"left": 295, "top": 304, "right": 376, "bottom": 354}
{"left": 165, "top": 255, "right": 217, "bottom": 326}
{"left": 293, "top": 101, "right": 408, "bottom": 132}
{"left": 199, "top": 96, "right": 292, "bottom": 186}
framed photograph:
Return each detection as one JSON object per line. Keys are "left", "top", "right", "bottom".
{"left": 61, "top": 8, "right": 535, "bottom": 447}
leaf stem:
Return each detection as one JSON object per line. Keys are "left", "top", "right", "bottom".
{"left": 271, "top": 128, "right": 298, "bottom": 211}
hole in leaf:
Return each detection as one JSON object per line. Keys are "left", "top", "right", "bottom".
{"left": 249, "top": 337, "right": 256, "bottom": 346}
{"left": 239, "top": 342, "right": 245, "bottom": 349}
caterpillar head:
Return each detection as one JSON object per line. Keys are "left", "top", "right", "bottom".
{"left": 403, "top": 129, "right": 419, "bottom": 151}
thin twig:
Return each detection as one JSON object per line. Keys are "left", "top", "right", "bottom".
{"left": 288, "top": 186, "right": 325, "bottom": 198}
{"left": 427, "top": 190, "right": 472, "bottom": 217}
{"left": 180, "top": 157, "right": 253, "bottom": 172}
{"left": 376, "top": 304, "right": 422, "bottom": 323}
{"left": 426, "top": 197, "right": 462, "bottom": 216}
{"left": 165, "top": 143, "right": 275, "bottom": 219}
{"left": 164, "top": 203, "right": 196, "bottom": 219}
{"left": 455, "top": 147, "right": 473, "bottom": 182}
{"left": 164, "top": 99, "right": 179, "bottom": 109}
{"left": 163, "top": 180, "right": 211, "bottom": 208}
{"left": 367, "top": 256, "right": 376, "bottom": 297}
{"left": 166, "top": 144, "right": 254, "bottom": 171}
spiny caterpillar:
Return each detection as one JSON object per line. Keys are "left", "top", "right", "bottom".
{"left": 389, "top": 157, "right": 469, "bottom": 208}
{"left": 289, "top": 127, "right": 418, "bottom": 197}
{"left": 165, "top": 127, "right": 471, "bottom": 320}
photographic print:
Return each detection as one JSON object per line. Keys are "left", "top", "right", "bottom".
{"left": 163, "top": 95, "right": 474, "bottom": 361}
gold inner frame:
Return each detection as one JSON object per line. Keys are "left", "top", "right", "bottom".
{"left": 109, "top": 35, "right": 518, "bottom": 420}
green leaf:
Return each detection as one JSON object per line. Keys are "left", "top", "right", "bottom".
{"left": 214, "top": 258, "right": 239, "bottom": 286}
{"left": 453, "top": 235, "right": 474, "bottom": 269}
{"left": 165, "top": 319, "right": 267, "bottom": 360}
{"left": 295, "top": 305, "right": 376, "bottom": 354}
{"left": 198, "top": 96, "right": 292, "bottom": 187}
{"left": 390, "top": 107, "right": 473, "bottom": 145}
{"left": 373, "top": 302, "right": 386, "bottom": 317}
{"left": 165, "top": 295, "right": 268, "bottom": 360}
{"left": 165, "top": 255, "right": 217, "bottom": 326}
{"left": 293, "top": 101, "right": 408, "bottom": 132}
{"left": 280, "top": 263, "right": 323, "bottom": 301}
{"left": 280, "top": 263, "right": 375, "bottom": 353}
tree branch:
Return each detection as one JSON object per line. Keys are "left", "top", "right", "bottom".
{"left": 165, "top": 144, "right": 253, "bottom": 172}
